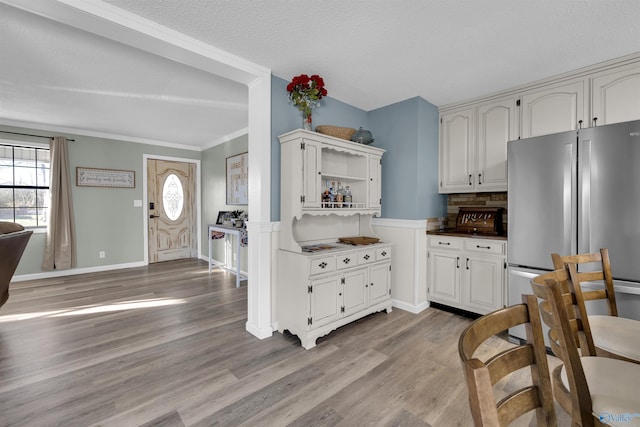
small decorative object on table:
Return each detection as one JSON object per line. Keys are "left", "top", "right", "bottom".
{"left": 230, "top": 210, "right": 244, "bottom": 228}
{"left": 286, "top": 74, "right": 327, "bottom": 131}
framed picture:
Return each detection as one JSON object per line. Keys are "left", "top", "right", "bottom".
{"left": 76, "top": 167, "right": 135, "bottom": 188}
{"left": 216, "top": 211, "right": 230, "bottom": 225}
{"left": 226, "top": 152, "right": 248, "bottom": 205}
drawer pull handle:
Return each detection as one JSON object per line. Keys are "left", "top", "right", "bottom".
{"left": 476, "top": 245, "right": 491, "bottom": 250}
{"left": 456, "top": 257, "right": 460, "bottom": 268}
{"left": 318, "top": 262, "right": 327, "bottom": 269}
{"left": 381, "top": 251, "right": 387, "bottom": 256}
{"left": 363, "top": 254, "right": 370, "bottom": 260}
{"left": 343, "top": 258, "right": 351, "bottom": 264}
{"left": 438, "top": 242, "right": 450, "bottom": 246}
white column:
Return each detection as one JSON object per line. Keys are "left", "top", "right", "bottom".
{"left": 245, "top": 73, "right": 273, "bottom": 339}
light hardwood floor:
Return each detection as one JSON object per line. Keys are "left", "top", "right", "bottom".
{"left": 0, "top": 259, "right": 569, "bottom": 426}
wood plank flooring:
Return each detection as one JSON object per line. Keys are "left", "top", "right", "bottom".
{"left": 0, "top": 259, "right": 569, "bottom": 426}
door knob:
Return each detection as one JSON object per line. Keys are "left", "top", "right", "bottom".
{"left": 149, "top": 214, "right": 160, "bottom": 219}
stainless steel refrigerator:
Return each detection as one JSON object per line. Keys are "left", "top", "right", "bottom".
{"left": 507, "top": 119, "right": 640, "bottom": 341}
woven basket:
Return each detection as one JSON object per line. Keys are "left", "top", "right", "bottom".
{"left": 315, "top": 125, "right": 356, "bottom": 141}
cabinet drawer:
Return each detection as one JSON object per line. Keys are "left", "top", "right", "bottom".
{"left": 464, "top": 240, "right": 505, "bottom": 255}
{"left": 357, "top": 248, "right": 376, "bottom": 265}
{"left": 310, "top": 256, "right": 336, "bottom": 275}
{"left": 336, "top": 252, "right": 357, "bottom": 270}
{"left": 376, "top": 246, "right": 391, "bottom": 261}
{"left": 428, "top": 236, "right": 462, "bottom": 250}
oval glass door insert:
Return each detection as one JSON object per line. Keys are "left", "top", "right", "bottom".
{"left": 162, "top": 173, "right": 184, "bottom": 221}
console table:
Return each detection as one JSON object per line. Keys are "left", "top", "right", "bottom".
{"left": 208, "top": 224, "right": 247, "bottom": 288}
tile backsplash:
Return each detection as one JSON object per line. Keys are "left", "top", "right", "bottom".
{"left": 446, "top": 192, "right": 508, "bottom": 232}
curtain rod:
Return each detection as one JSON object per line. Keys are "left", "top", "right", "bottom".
{"left": 0, "top": 130, "right": 75, "bottom": 142}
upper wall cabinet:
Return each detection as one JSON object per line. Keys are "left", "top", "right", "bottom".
{"left": 439, "top": 96, "right": 517, "bottom": 193}
{"left": 476, "top": 97, "right": 518, "bottom": 191}
{"left": 520, "top": 78, "right": 588, "bottom": 138}
{"left": 439, "top": 107, "right": 474, "bottom": 193}
{"left": 591, "top": 62, "right": 640, "bottom": 126}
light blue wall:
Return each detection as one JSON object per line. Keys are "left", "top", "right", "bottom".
{"left": 368, "top": 97, "right": 446, "bottom": 220}
{"left": 270, "top": 75, "right": 368, "bottom": 221}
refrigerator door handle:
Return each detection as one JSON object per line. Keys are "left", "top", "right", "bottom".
{"left": 579, "top": 139, "right": 591, "bottom": 253}
{"left": 563, "top": 143, "right": 574, "bottom": 256}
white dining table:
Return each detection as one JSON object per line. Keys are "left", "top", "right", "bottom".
{"left": 208, "top": 224, "right": 247, "bottom": 288}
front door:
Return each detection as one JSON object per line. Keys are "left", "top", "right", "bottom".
{"left": 147, "top": 159, "right": 197, "bottom": 263}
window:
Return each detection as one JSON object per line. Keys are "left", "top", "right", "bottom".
{"left": 0, "top": 143, "right": 50, "bottom": 228}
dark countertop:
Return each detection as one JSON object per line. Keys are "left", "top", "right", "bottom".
{"left": 427, "top": 230, "right": 508, "bottom": 241}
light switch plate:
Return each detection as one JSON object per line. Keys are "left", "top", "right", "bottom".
{"left": 134, "top": 199, "right": 142, "bottom": 207}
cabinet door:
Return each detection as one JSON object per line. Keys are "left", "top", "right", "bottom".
{"left": 439, "top": 108, "right": 474, "bottom": 193}
{"left": 428, "top": 251, "right": 460, "bottom": 304}
{"left": 309, "top": 275, "right": 341, "bottom": 329}
{"left": 342, "top": 268, "right": 368, "bottom": 316}
{"left": 476, "top": 97, "right": 518, "bottom": 191}
{"left": 520, "top": 78, "right": 587, "bottom": 138}
{"left": 369, "top": 262, "right": 391, "bottom": 305}
{"left": 368, "top": 154, "right": 382, "bottom": 209}
{"left": 462, "top": 255, "right": 504, "bottom": 314}
{"left": 591, "top": 63, "right": 640, "bottom": 126}
{"left": 302, "top": 140, "right": 322, "bottom": 208}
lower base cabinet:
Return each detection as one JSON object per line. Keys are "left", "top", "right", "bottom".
{"left": 427, "top": 235, "right": 506, "bottom": 315}
{"left": 278, "top": 244, "right": 392, "bottom": 349}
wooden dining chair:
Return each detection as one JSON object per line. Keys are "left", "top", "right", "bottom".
{"left": 530, "top": 269, "right": 640, "bottom": 426}
{"left": 458, "top": 294, "right": 556, "bottom": 426}
{"left": 552, "top": 249, "right": 640, "bottom": 364}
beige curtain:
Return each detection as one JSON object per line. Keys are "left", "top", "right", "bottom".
{"left": 42, "top": 137, "right": 76, "bottom": 270}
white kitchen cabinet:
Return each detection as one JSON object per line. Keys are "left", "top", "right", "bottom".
{"left": 278, "top": 129, "right": 392, "bottom": 349}
{"left": 439, "top": 97, "right": 516, "bottom": 193}
{"left": 476, "top": 97, "right": 518, "bottom": 191}
{"left": 427, "top": 235, "right": 506, "bottom": 315}
{"left": 520, "top": 78, "right": 588, "bottom": 138}
{"left": 439, "top": 107, "right": 474, "bottom": 193}
{"left": 428, "top": 250, "right": 460, "bottom": 305}
{"left": 591, "top": 62, "right": 640, "bottom": 126}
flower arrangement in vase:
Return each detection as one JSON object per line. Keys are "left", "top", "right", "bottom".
{"left": 286, "top": 74, "right": 327, "bottom": 131}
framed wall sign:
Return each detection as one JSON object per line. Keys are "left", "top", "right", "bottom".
{"left": 76, "top": 167, "right": 135, "bottom": 188}
{"left": 226, "top": 152, "right": 248, "bottom": 205}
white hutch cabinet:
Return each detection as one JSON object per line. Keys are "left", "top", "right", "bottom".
{"left": 277, "top": 129, "right": 392, "bottom": 349}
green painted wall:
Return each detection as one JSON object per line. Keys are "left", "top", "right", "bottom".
{"left": 1, "top": 125, "right": 200, "bottom": 275}
{"left": 201, "top": 134, "right": 248, "bottom": 272}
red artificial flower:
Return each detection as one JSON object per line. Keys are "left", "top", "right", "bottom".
{"left": 286, "top": 73, "right": 328, "bottom": 115}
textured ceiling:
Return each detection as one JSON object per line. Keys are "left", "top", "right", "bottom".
{"left": 2, "top": 1, "right": 640, "bottom": 148}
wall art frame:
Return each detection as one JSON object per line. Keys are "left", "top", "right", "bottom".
{"left": 76, "top": 167, "right": 135, "bottom": 188}
{"left": 226, "top": 152, "right": 248, "bottom": 205}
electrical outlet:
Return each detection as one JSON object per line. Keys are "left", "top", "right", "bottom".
{"left": 99, "top": 251, "right": 105, "bottom": 259}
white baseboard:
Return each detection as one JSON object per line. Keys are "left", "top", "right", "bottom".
{"left": 392, "top": 299, "right": 430, "bottom": 314}
{"left": 245, "top": 321, "right": 273, "bottom": 340}
{"left": 12, "top": 261, "right": 147, "bottom": 282}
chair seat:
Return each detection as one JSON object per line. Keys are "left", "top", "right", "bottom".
{"left": 590, "top": 315, "right": 640, "bottom": 362}
{"left": 561, "top": 357, "right": 640, "bottom": 426}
